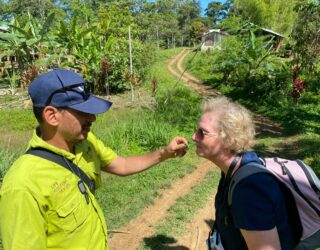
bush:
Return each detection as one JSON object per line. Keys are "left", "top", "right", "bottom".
{"left": 107, "top": 38, "right": 156, "bottom": 93}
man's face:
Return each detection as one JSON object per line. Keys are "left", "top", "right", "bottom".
{"left": 192, "top": 112, "right": 224, "bottom": 160}
{"left": 58, "top": 108, "right": 96, "bottom": 144}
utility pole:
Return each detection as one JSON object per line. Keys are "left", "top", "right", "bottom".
{"left": 156, "top": 27, "right": 159, "bottom": 49}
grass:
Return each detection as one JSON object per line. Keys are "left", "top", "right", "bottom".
{"left": 97, "top": 152, "right": 201, "bottom": 231}
{"left": 138, "top": 169, "right": 221, "bottom": 250}
{"left": 0, "top": 109, "right": 36, "bottom": 183}
{"left": 0, "top": 147, "right": 21, "bottom": 183}
{"left": 0, "top": 109, "right": 36, "bottom": 131}
{"left": 93, "top": 110, "right": 175, "bottom": 153}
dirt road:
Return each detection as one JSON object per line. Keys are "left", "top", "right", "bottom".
{"left": 109, "top": 161, "right": 216, "bottom": 250}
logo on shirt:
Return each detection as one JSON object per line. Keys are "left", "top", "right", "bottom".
{"left": 51, "top": 179, "right": 71, "bottom": 193}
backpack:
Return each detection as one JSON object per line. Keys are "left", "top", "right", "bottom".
{"left": 228, "top": 157, "right": 320, "bottom": 250}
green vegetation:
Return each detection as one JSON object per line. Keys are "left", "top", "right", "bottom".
{"left": 231, "top": 0, "right": 299, "bottom": 35}
{"left": 0, "top": 0, "right": 209, "bottom": 94}
{"left": 0, "top": 147, "right": 19, "bottom": 182}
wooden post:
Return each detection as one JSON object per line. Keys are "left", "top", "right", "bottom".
{"left": 128, "top": 26, "right": 134, "bottom": 100}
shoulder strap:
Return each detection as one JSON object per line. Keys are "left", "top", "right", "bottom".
{"left": 26, "top": 147, "right": 95, "bottom": 194}
{"left": 228, "top": 163, "right": 270, "bottom": 206}
{"left": 225, "top": 154, "right": 242, "bottom": 184}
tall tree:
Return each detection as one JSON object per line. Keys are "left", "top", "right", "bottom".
{"left": 177, "top": 0, "right": 201, "bottom": 45}
{"left": 189, "top": 20, "right": 205, "bottom": 45}
{"left": 97, "top": 1, "right": 134, "bottom": 38}
{"left": 291, "top": 0, "right": 320, "bottom": 73}
{"left": 233, "top": 0, "right": 298, "bottom": 35}
{"left": 205, "top": 1, "right": 228, "bottom": 25}
{"left": 1, "top": 0, "right": 63, "bottom": 21}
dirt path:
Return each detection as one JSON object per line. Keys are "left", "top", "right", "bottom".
{"left": 109, "top": 48, "right": 282, "bottom": 250}
{"left": 109, "top": 160, "right": 215, "bottom": 250}
{"left": 167, "top": 49, "right": 220, "bottom": 98}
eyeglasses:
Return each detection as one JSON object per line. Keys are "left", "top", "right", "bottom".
{"left": 194, "top": 128, "right": 216, "bottom": 140}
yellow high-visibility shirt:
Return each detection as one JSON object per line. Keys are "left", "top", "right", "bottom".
{"left": 0, "top": 130, "right": 117, "bottom": 250}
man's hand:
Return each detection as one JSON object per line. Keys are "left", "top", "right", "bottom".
{"left": 161, "top": 136, "right": 188, "bottom": 160}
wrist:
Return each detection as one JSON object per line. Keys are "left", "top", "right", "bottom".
{"left": 159, "top": 147, "right": 172, "bottom": 161}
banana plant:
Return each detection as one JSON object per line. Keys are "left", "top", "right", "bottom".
{"left": 0, "top": 12, "right": 55, "bottom": 87}
{"left": 70, "top": 32, "right": 114, "bottom": 94}
{"left": 54, "top": 12, "right": 115, "bottom": 94}
{"left": 242, "top": 30, "right": 276, "bottom": 79}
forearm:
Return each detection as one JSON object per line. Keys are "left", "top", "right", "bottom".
{"left": 104, "top": 136, "right": 188, "bottom": 176}
{"left": 105, "top": 147, "right": 174, "bottom": 176}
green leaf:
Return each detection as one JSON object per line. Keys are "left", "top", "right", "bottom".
{"left": 40, "top": 12, "right": 55, "bottom": 37}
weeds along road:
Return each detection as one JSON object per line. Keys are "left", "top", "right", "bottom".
{"left": 108, "top": 48, "right": 283, "bottom": 250}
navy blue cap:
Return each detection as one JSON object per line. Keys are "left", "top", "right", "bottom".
{"left": 28, "top": 69, "right": 112, "bottom": 114}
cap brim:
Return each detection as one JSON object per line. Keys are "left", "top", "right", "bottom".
{"left": 69, "top": 95, "right": 112, "bottom": 114}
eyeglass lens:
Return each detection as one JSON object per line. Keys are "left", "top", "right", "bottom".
{"left": 196, "top": 128, "right": 205, "bottom": 139}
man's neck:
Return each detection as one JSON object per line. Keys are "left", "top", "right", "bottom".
{"left": 38, "top": 127, "right": 75, "bottom": 153}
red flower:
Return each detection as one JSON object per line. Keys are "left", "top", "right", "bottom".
{"left": 294, "top": 78, "right": 304, "bottom": 92}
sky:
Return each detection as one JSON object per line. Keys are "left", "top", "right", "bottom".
{"left": 147, "top": 0, "right": 226, "bottom": 13}
{"left": 199, "top": 0, "right": 226, "bottom": 14}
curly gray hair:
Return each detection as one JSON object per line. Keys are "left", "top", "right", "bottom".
{"left": 201, "top": 96, "right": 255, "bottom": 153}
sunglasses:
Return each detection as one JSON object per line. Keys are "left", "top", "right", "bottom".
{"left": 45, "top": 83, "right": 92, "bottom": 106}
{"left": 194, "top": 128, "right": 216, "bottom": 139}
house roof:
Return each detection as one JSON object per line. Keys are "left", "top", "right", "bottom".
{"left": 260, "top": 27, "right": 285, "bottom": 38}
{"left": 203, "top": 29, "right": 228, "bottom": 36}
{"left": 242, "top": 22, "right": 285, "bottom": 38}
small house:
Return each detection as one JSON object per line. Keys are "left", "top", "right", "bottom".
{"left": 201, "top": 29, "right": 228, "bottom": 51}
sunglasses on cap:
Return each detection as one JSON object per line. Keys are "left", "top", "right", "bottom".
{"left": 45, "top": 82, "right": 93, "bottom": 106}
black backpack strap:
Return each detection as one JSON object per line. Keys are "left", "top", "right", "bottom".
{"left": 26, "top": 147, "right": 95, "bottom": 194}
{"left": 228, "top": 163, "right": 269, "bottom": 206}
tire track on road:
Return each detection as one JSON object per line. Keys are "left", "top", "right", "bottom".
{"left": 108, "top": 160, "right": 213, "bottom": 250}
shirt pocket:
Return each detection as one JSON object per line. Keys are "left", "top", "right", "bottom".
{"left": 51, "top": 193, "right": 88, "bottom": 232}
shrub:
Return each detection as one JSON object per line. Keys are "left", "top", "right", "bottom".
{"left": 107, "top": 38, "right": 156, "bottom": 93}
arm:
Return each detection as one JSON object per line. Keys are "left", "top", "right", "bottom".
{"left": 0, "top": 189, "right": 47, "bottom": 250}
{"left": 103, "top": 136, "right": 188, "bottom": 176}
{"left": 240, "top": 228, "right": 281, "bottom": 250}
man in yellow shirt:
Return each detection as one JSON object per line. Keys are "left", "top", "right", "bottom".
{"left": 0, "top": 68, "right": 188, "bottom": 250}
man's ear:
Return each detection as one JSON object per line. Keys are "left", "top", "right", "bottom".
{"left": 43, "top": 106, "right": 61, "bottom": 126}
